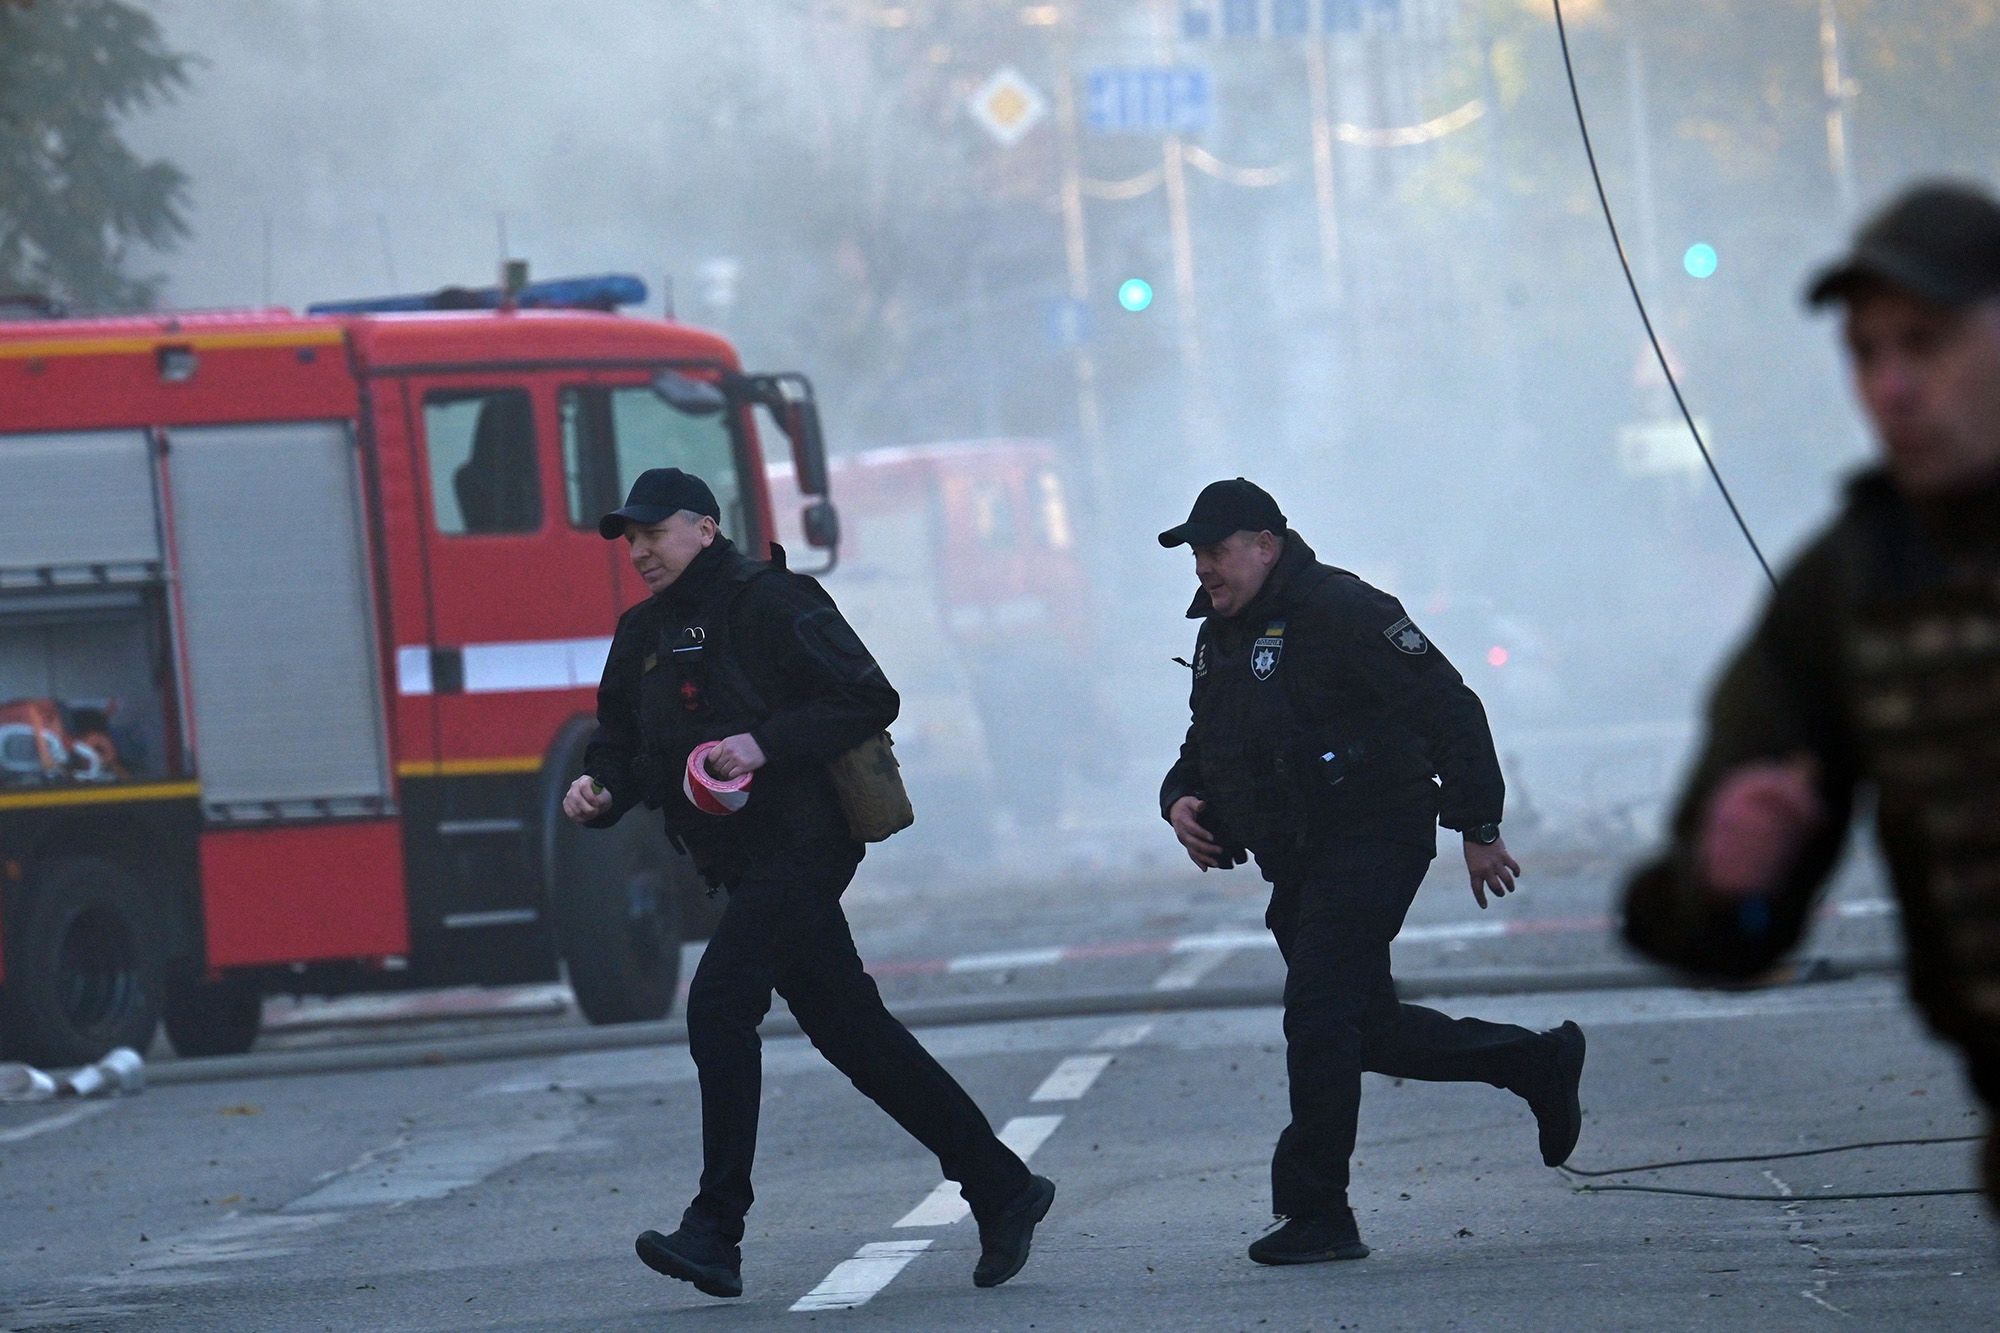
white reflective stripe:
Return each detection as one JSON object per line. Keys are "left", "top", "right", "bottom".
{"left": 396, "top": 646, "right": 432, "bottom": 696}
{"left": 394, "top": 637, "right": 613, "bottom": 696}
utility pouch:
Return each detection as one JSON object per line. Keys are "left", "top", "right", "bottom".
{"left": 826, "top": 730, "right": 915, "bottom": 843}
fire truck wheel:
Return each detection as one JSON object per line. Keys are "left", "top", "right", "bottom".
{"left": 552, "top": 819, "right": 683, "bottom": 1025}
{"left": 0, "top": 856, "right": 164, "bottom": 1068}
{"left": 162, "top": 973, "right": 263, "bottom": 1058}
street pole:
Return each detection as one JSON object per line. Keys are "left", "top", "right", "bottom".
{"left": 1818, "top": 0, "right": 1859, "bottom": 217}
{"left": 1624, "top": 38, "right": 1663, "bottom": 293}
{"left": 1303, "top": 36, "right": 1344, "bottom": 306}
{"left": 1150, "top": 0, "right": 1214, "bottom": 465}
{"left": 1049, "top": 16, "right": 1110, "bottom": 513}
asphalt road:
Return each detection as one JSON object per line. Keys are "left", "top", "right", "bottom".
{"left": 4, "top": 974, "right": 1991, "bottom": 1331}
{"left": 236, "top": 833, "right": 1899, "bottom": 1056}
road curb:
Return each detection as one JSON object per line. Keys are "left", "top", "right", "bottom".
{"left": 143, "top": 952, "right": 1904, "bottom": 1087}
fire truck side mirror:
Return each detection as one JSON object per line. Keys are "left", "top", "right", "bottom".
{"left": 802, "top": 498, "right": 840, "bottom": 551}
{"left": 740, "top": 371, "right": 831, "bottom": 499}
{"left": 781, "top": 395, "right": 830, "bottom": 499}
{"left": 650, "top": 370, "right": 728, "bottom": 417}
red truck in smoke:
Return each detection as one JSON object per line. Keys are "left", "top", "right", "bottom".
{"left": 0, "top": 274, "right": 835, "bottom": 1065}
{"left": 772, "top": 439, "right": 1115, "bottom": 850}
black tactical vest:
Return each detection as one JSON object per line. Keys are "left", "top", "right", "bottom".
{"left": 638, "top": 561, "right": 777, "bottom": 850}
{"left": 1187, "top": 565, "right": 1336, "bottom": 856}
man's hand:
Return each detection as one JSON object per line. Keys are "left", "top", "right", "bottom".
{"left": 1464, "top": 835, "right": 1522, "bottom": 909}
{"left": 1698, "top": 756, "right": 1824, "bottom": 897}
{"left": 562, "top": 774, "right": 612, "bottom": 824}
{"left": 704, "top": 733, "right": 767, "bottom": 782}
{"left": 1169, "top": 796, "right": 1226, "bottom": 870}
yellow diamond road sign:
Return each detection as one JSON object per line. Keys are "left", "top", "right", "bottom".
{"left": 969, "top": 67, "right": 1047, "bottom": 147}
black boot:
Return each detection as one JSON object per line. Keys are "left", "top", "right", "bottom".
{"left": 1524, "top": 1020, "right": 1587, "bottom": 1167}
{"left": 973, "top": 1175, "right": 1056, "bottom": 1288}
{"left": 635, "top": 1226, "right": 743, "bottom": 1298}
{"left": 1247, "top": 1206, "right": 1369, "bottom": 1265}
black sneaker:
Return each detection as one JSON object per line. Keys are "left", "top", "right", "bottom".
{"left": 1526, "top": 1020, "right": 1587, "bottom": 1167}
{"left": 635, "top": 1226, "right": 743, "bottom": 1299}
{"left": 1247, "top": 1209, "right": 1369, "bottom": 1265}
{"left": 973, "top": 1174, "right": 1056, "bottom": 1288}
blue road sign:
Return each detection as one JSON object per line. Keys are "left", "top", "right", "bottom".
{"left": 1085, "top": 66, "right": 1212, "bottom": 135}
{"left": 1046, "top": 296, "right": 1094, "bottom": 348}
{"left": 1180, "top": 0, "right": 1401, "bottom": 40}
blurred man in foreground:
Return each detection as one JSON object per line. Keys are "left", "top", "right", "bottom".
{"left": 1158, "top": 478, "right": 1586, "bottom": 1265}
{"left": 1624, "top": 181, "right": 2000, "bottom": 1212}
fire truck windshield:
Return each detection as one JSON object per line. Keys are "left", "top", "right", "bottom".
{"left": 560, "top": 383, "right": 747, "bottom": 539}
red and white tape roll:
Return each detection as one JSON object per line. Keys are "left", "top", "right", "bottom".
{"left": 683, "top": 740, "right": 753, "bottom": 815}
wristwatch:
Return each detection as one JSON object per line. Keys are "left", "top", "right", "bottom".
{"left": 1466, "top": 822, "right": 1501, "bottom": 845}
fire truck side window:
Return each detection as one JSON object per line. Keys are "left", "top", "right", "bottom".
{"left": 559, "top": 384, "right": 747, "bottom": 539}
{"left": 423, "top": 388, "right": 543, "bottom": 535}
{"left": 969, "top": 481, "right": 1016, "bottom": 551}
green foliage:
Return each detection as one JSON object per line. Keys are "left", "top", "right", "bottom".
{"left": 0, "top": 0, "right": 192, "bottom": 311}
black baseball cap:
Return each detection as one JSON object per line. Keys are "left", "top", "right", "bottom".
{"left": 597, "top": 467, "right": 720, "bottom": 539}
{"left": 1807, "top": 180, "right": 2000, "bottom": 309}
{"left": 1158, "top": 477, "right": 1287, "bottom": 548}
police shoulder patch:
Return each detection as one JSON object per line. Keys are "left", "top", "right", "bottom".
{"left": 1251, "top": 636, "right": 1283, "bottom": 680}
{"left": 1383, "top": 615, "right": 1429, "bottom": 655}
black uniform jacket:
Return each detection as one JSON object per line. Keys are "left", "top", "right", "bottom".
{"left": 1625, "top": 468, "right": 2000, "bottom": 1056}
{"left": 582, "top": 538, "right": 898, "bottom": 884}
{"left": 1159, "top": 531, "right": 1505, "bottom": 863}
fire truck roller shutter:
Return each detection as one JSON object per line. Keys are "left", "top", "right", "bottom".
{"left": 541, "top": 720, "right": 686, "bottom": 1024}
{"left": 0, "top": 430, "right": 161, "bottom": 577}
{"left": 163, "top": 423, "right": 394, "bottom": 818}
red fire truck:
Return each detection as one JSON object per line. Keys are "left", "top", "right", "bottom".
{"left": 770, "top": 439, "right": 1114, "bottom": 849}
{"left": 0, "top": 273, "right": 837, "bottom": 1066}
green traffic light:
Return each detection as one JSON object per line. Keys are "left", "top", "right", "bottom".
{"left": 1118, "top": 278, "right": 1154, "bottom": 312}
{"left": 1683, "top": 243, "right": 1718, "bottom": 279}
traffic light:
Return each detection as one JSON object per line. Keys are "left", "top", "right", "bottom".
{"left": 1682, "top": 243, "right": 1718, "bottom": 279}
{"left": 1117, "top": 277, "right": 1154, "bottom": 312}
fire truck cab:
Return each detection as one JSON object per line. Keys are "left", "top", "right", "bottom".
{"left": 0, "top": 274, "right": 835, "bottom": 1066}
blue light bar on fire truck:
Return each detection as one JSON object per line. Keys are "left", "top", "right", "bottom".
{"left": 306, "top": 272, "right": 647, "bottom": 315}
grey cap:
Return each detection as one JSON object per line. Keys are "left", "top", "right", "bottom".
{"left": 1807, "top": 180, "right": 2000, "bottom": 309}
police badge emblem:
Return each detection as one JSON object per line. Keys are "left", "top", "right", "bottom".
{"left": 1384, "top": 615, "right": 1429, "bottom": 655}
{"left": 1251, "top": 636, "right": 1283, "bottom": 680}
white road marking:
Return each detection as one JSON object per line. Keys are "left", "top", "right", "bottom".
{"left": 894, "top": 1115, "right": 1063, "bottom": 1228}
{"left": 284, "top": 1104, "right": 579, "bottom": 1212}
{"left": 1169, "top": 929, "right": 1269, "bottom": 954}
{"left": 790, "top": 1239, "right": 934, "bottom": 1312}
{"left": 946, "top": 947, "right": 1065, "bottom": 974}
{"left": 1399, "top": 921, "right": 1509, "bottom": 944}
{"left": 108, "top": 1212, "right": 342, "bottom": 1288}
{"left": 1031, "top": 1054, "right": 1113, "bottom": 1102}
{"left": 1092, "top": 1019, "right": 1156, "bottom": 1049}
{"left": 1153, "top": 947, "right": 1237, "bottom": 991}
{"left": 0, "top": 1100, "right": 113, "bottom": 1144}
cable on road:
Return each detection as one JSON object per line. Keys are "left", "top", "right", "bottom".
{"left": 1559, "top": 1132, "right": 1986, "bottom": 1201}
{"left": 1549, "top": 0, "right": 1778, "bottom": 591}
{"left": 1570, "top": 1182, "right": 1978, "bottom": 1202}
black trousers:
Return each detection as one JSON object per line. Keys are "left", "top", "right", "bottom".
{"left": 1265, "top": 836, "right": 1552, "bottom": 1219}
{"left": 679, "top": 857, "right": 1030, "bottom": 1243}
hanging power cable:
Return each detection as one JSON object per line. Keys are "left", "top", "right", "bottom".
{"left": 1559, "top": 1132, "right": 1985, "bottom": 1202}
{"left": 1550, "top": 0, "right": 1777, "bottom": 589}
